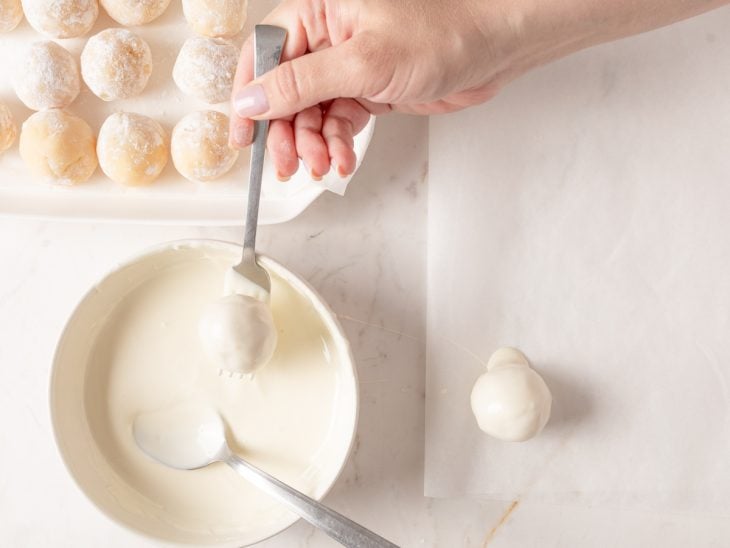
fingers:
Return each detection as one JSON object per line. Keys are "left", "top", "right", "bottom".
{"left": 229, "top": 33, "right": 256, "bottom": 149}
{"left": 232, "top": 39, "right": 371, "bottom": 121}
{"left": 265, "top": 100, "right": 370, "bottom": 181}
{"left": 232, "top": 32, "right": 254, "bottom": 98}
{"left": 231, "top": 2, "right": 326, "bottom": 97}
{"left": 293, "top": 106, "right": 329, "bottom": 179}
{"left": 264, "top": 99, "right": 372, "bottom": 180}
{"left": 227, "top": 3, "right": 380, "bottom": 176}
{"left": 229, "top": 3, "right": 309, "bottom": 149}
{"left": 228, "top": 116, "right": 254, "bottom": 148}
{"left": 267, "top": 120, "right": 299, "bottom": 180}
{"left": 322, "top": 99, "right": 371, "bottom": 177}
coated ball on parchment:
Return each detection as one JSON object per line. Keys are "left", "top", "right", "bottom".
{"left": 0, "top": 102, "right": 17, "bottom": 153}
{"left": 14, "top": 41, "right": 81, "bottom": 111}
{"left": 173, "top": 37, "right": 238, "bottom": 104}
{"left": 21, "top": 0, "right": 98, "bottom": 38}
{"left": 81, "top": 29, "right": 152, "bottom": 101}
{"left": 19, "top": 109, "right": 97, "bottom": 185}
{"left": 182, "top": 0, "right": 246, "bottom": 38}
{"left": 171, "top": 111, "right": 238, "bottom": 182}
{"left": 0, "top": 0, "right": 23, "bottom": 32}
{"left": 100, "top": 0, "right": 170, "bottom": 26}
{"left": 97, "top": 112, "right": 168, "bottom": 186}
{"left": 471, "top": 348, "right": 552, "bottom": 442}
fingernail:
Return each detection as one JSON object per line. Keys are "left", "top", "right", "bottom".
{"left": 302, "top": 161, "right": 321, "bottom": 182}
{"left": 276, "top": 172, "right": 290, "bottom": 182}
{"left": 233, "top": 85, "right": 269, "bottom": 118}
{"left": 332, "top": 161, "right": 348, "bottom": 178}
{"left": 231, "top": 123, "right": 251, "bottom": 148}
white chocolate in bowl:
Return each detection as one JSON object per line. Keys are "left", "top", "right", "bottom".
{"left": 50, "top": 241, "right": 358, "bottom": 546}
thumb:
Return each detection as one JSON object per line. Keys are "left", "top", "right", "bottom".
{"left": 232, "top": 40, "right": 371, "bottom": 120}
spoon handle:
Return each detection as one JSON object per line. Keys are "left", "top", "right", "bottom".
{"left": 225, "top": 454, "right": 399, "bottom": 548}
{"left": 243, "top": 25, "right": 287, "bottom": 254}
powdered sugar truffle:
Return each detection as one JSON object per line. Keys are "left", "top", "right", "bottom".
{"left": 19, "top": 109, "right": 97, "bottom": 185}
{"left": 182, "top": 0, "right": 246, "bottom": 38}
{"left": 97, "top": 112, "right": 168, "bottom": 186}
{"left": 0, "top": 0, "right": 23, "bottom": 32}
{"left": 14, "top": 41, "right": 81, "bottom": 111}
{"left": 81, "top": 29, "right": 152, "bottom": 101}
{"left": 21, "top": 0, "right": 98, "bottom": 38}
{"left": 173, "top": 37, "right": 238, "bottom": 104}
{"left": 171, "top": 111, "right": 238, "bottom": 182}
{"left": 100, "top": 0, "right": 170, "bottom": 26}
{"left": 0, "top": 102, "right": 17, "bottom": 153}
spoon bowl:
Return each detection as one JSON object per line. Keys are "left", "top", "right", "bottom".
{"left": 133, "top": 402, "right": 398, "bottom": 548}
{"left": 133, "top": 401, "right": 227, "bottom": 471}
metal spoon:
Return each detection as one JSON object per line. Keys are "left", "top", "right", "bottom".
{"left": 133, "top": 402, "right": 399, "bottom": 548}
{"left": 228, "top": 24, "right": 286, "bottom": 301}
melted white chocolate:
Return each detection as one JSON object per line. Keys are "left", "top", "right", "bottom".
{"left": 60, "top": 243, "right": 356, "bottom": 544}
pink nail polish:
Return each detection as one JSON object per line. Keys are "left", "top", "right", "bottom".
{"left": 233, "top": 85, "right": 269, "bottom": 118}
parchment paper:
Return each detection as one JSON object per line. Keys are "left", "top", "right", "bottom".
{"left": 425, "top": 9, "right": 730, "bottom": 512}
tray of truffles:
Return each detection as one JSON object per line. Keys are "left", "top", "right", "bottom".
{"left": 0, "top": 0, "right": 374, "bottom": 225}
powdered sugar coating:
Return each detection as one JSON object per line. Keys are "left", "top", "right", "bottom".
{"left": 19, "top": 109, "right": 97, "bottom": 185}
{"left": 81, "top": 28, "right": 152, "bottom": 102}
{"left": 173, "top": 37, "right": 238, "bottom": 104}
{"left": 171, "top": 110, "right": 238, "bottom": 182}
{"left": 100, "top": 0, "right": 170, "bottom": 26}
{"left": 14, "top": 41, "right": 81, "bottom": 111}
{"left": 21, "top": 0, "right": 97, "bottom": 38}
{"left": 0, "top": 0, "right": 23, "bottom": 32}
{"left": 97, "top": 112, "right": 168, "bottom": 186}
{"left": 182, "top": 0, "right": 246, "bottom": 38}
{"left": 0, "top": 102, "right": 17, "bottom": 152}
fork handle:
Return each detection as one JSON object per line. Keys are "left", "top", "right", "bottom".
{"left": 243, "top": 25, "right": 287, "bottom": 252}
{"left": 225, "top": 454, "right": 399, "bottom": 548}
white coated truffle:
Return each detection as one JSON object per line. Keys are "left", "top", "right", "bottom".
{"left": 199, "top": 293, "right": 277, "bottom": 377}
{"left": 14, "top": 41, "right": 81, "bottom": 111}
{"left": 21, "top": 0, "right": 98, "bottom": 38}
{"left": 81, "top": 28, "right": 152, "bottom": 101}
{"left": 0, "top": 102, "right": 17, "bottom": 152}
{"left": 171, "top": 111, "right": 238, "bottom": 182}
{"left": 173, "top": 37, "right": 238, "bottom": 104}
{"left": 19, "top": 109, "right": 97, "bottom": 185}
{"left": 470, "top": 348, "right": 552, "bottom": 442}
{"left": 100, "top": 0, "right": 170, "bottom": 26}
{"left": 182, "top": 0, "right": 246, "bottom": 38}
{"left": 0, "top": 0, "right": 23, "bottom": 32}
{"left": 97, "top": 112, "right": 168, "bottom": 186}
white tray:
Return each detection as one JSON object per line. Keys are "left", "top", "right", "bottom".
{"left": 0, "top": 0, "right": 375, "bottom": 225}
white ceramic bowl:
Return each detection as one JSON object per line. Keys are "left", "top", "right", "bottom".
{"left": 50, "top": 240, "right": 358, "bottom": 546}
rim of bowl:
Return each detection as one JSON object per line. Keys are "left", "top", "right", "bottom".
{"left": 49, "top": 238, "right": 360, "bottom": 547}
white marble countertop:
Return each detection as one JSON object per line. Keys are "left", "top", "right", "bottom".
{"left": 4, "top": 16, "right": 730, "bottom": 542}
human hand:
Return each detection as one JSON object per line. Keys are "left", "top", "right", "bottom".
{"left": 228, "top": 0, "right": 501, "bottom": 180}
{"left": 229, "top": 0, "right": 730, "bottom": 181}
